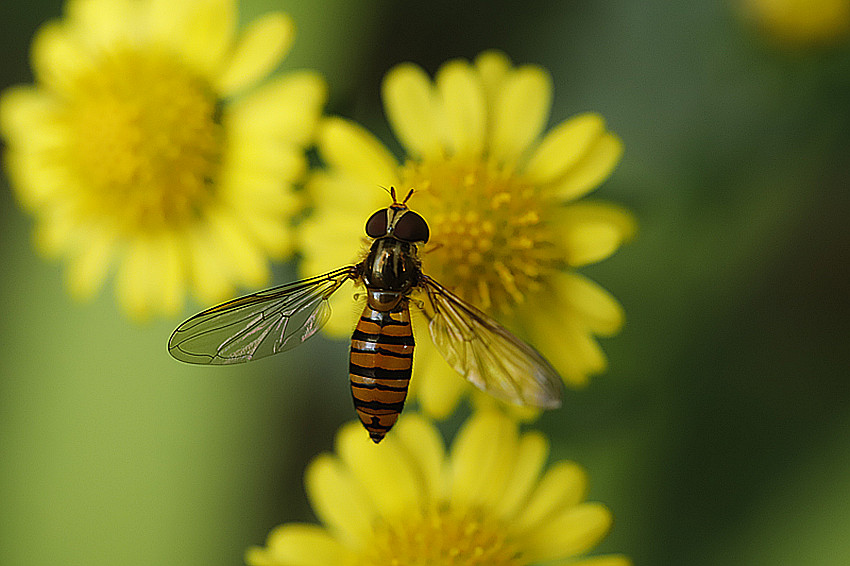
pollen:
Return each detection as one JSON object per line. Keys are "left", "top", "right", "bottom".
{"left": 358, "top": 507, "right": 524, "bottom": 566}
{"left": 402, "top": 158, "right": 557, "bottom": 313}
{"left": 64, "top": 48, "right": 221, "bottom": 235}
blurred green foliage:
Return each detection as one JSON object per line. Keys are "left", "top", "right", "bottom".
{"left": 2, "top": 1, "right": 849, "bottom": 565}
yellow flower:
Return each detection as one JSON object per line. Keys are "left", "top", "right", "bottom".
{"left": 0, "top": 0, "right": 326, "bottom": 319}
{"left": 741, "top": 0, "right": 850, "bottom": 46}
{"left": 247, "top": 410, "right": 630, "bottom": 566}
{"left": 298, "top": 51, "right": 635, "bottom": 418}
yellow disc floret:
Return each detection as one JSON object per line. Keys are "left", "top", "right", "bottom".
{"left": 402, "top": 157, "right": 556, "bottom": 315}
{"left": 359, "top": 507, "right": 522, "bottom": 566}
{"left": 66, "top": 48, "right": 221, "bottom": 234}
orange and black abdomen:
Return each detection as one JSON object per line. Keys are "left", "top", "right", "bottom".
{"left": 349, "top": 303, "right": 414, "bottom": 443}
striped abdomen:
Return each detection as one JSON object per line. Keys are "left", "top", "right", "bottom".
{"left": 349, "top": 303, "right": 414, "bottom": 443}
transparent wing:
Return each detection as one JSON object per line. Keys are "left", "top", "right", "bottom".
{"left": 417, "top": 276, "right": 562, "bottom": 408}
{"left": 168, "top": 266, "right": 357, "bottom": 365}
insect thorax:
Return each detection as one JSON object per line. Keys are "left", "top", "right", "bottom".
{"left": 362, "top": 237, "right": 421, "bottom": 311}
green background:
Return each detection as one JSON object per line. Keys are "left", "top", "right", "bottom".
{"left": 2, "top": 1, "right": 849, "bottom": 565}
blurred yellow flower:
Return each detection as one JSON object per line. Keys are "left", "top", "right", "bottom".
{"left": 741, "top": 0, "right": 850, "bottom": 45}
{"left": 0, "top": 0, "right": 326, "bottom": 319}
{"left": 298, "top": 51, "right": 634, "bottom": 418}
{"left": 247, "top": 410, "right": 630, "bottom": 566}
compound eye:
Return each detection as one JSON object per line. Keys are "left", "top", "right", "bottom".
{"left": 393, "top": 211, "right": 430, "bottom": 243}
{"left": 365, "top": 209, "right": 389, "bottom": 238}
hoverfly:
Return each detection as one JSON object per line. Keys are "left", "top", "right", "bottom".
{"left": 168, "top": 188, "right": 562, "bottom": 442}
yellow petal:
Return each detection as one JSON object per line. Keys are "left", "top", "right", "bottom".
{"left": 33, "top": 206, "right": 76, "bottom": 257}
{"left": 66, "top": 0, "right": 141, "bottom": 52}
{"left": 66, "top": 230, "right": 115, "bottom": 300}
{"left": 742, "top": 0, "right": 850, "bottom": 45}
{"left": 305, "top": 452, "right": 377, "bottom": 546}
{"left": 564, "top": 325, "right": 608, "bottom": 379}
{"left": 187, "top": 223, "right": 234, "bottom": 306}
{"left": 149, "top": 233, "right": 185, "bottom": 316}
{"left": 239, "top": 212, "right": 293, "bottom": 259}
{"left": 322, "top": 285, "right": 361, "bottom": 338}
{"left": 449, "top": 410, "right": 517, "bottom": 510}
{"left": 554, "top": 133, "right": 623, "bottom": 201}
{"left": 244, "top": 548, "right": 274, "bottom": 566}
{"left": 246, "top": 523, "right": 346, "bottom": 566}
{"left": 524, "top": 113, "right": 607, "bottom": 184}
{"left": 0, "top": 86, "right": 59, "bottom": 141}
{"left": 382, "top": 62, "right": 445, "bottom": 159}
{"left": 0, "top": 90, "right": 69, "bottom": 211}
{"left": 490, "top": 66, "right": 552, "bottom": 163}
{"left": 523, "top": 503, "right": 613, "bottom": 562}
{"left": 566, "top": 556, "right": 633, "bottom": 566}
{"left": 216, "top": 12, "right": 294, "bottom": 97}
{"left": 228, "top": 70, "right": 327, "bottom": 147}
{"left": 471, "top": 414, "right": 519, "bottom": 510}
{"left": 297, "top": 174, "right": 370, "bottom": 274}
{"left": 3, "top": 149, "right": 69, "bottom": 211}
{"left": 336, "top": 420, "right": 423, "bottom": 516}
{"left": 306, "top": 170, "right": 390, "bottom": 218}
{"left": 471, "top": 390, "right": 542, "bottom": 421}
{"left": 394, "top": 415, "right": 446, "bottom": 501}
{"left": 208, "top": 209, "right": 269, "bottom": 288}
{"left": 219, "top": 168, "right": 302, "bottom": 217}
{"left": 473, "top": 50, "right": 511, "bottom": 114}
{"left": 30, "top": 21, "right": 93, "bottom": 94}
{"left": 552, "top": 202, "right": 637, "bottom": 267}
{"left": 513, "top": 461, "right": 587, "bottom": 534}
{"left": 225, "top": 138, "right": 307, "bottom": 182}
{"left": 553, "top": 272, "right": 625, "bottom": 336}
{"left": 115, "top": 238, "right": 154, "bottom": 320}
{"left": 531, "top": 316, "right": 607, "bottom": 387}
{"left": 317, "top": 117, "right": 400, "bottom": 187}
{"left": 436, "top": 59, "right": 486, "bottom": 157}
{"left": 149, "top": 0, "right": 235, "bottom": 80}
{"left": 494, "top": 431, "right": 549, "bottom": 520}
{"left": 297, "top": 212, "right": 362, "bottom": 274}
{"left": 409, "top": 334, "right": 468, "bottom": 419}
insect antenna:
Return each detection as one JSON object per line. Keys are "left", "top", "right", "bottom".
{"left": 423, "top": 242, "right": 444, "bottom": 254}
{"left": 402, "top": 188, "right": 414, "bottom": 204}
{"left": 377, "top": 184, "right": 393, "bottom": 199}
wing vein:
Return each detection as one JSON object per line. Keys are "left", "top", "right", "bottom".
{"left": 168, "top": 266, "right": 357, "bottom": 365}
{"left": 417, "top": 276, "right": 562, "bottom": 408}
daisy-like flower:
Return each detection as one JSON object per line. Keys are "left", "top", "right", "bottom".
{"left": 741, "top": 0, "right": 850, "bottom": 46}
{"left": 0, "top": 0, "right": 326, "bottom": 318}
{"left": 298, "top": 51, "right": 635, "bottom": 418}
{"left": 247, "top": 410, "right": 630, "bottom": 566}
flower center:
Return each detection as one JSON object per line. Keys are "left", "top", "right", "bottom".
{"left": 357, "top": 507, "right": 524, "bottom": 566}
{"left": 65, "top": 47, "right": 222, "bottom": 235}
{"left": 401, "top": 158, "right": 557, "bottom": 316}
